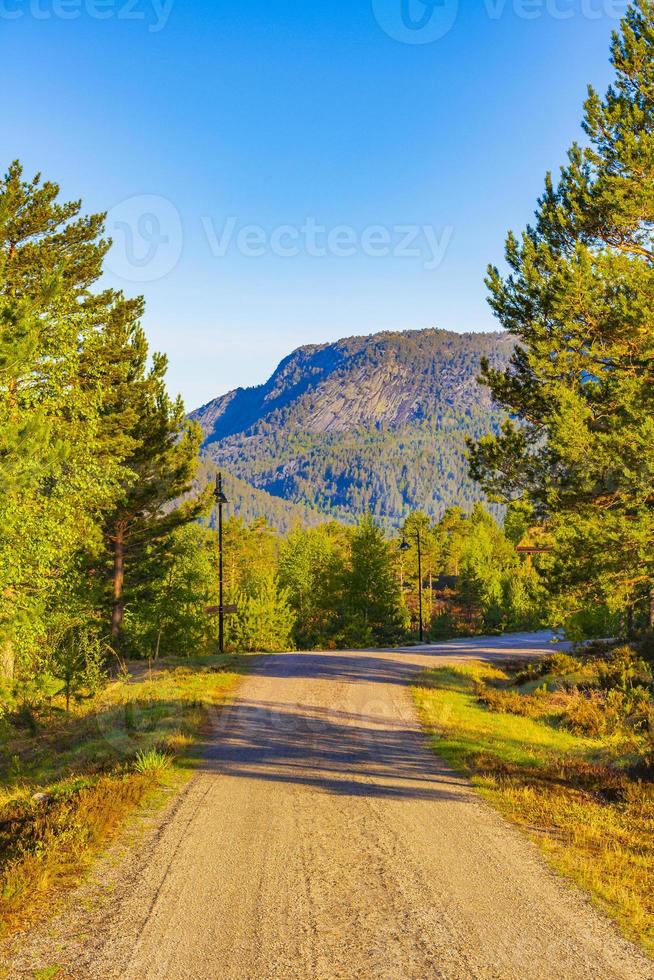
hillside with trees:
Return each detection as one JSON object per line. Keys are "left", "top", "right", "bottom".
{"left": 191, "top": 328, "right": 514, "bottom": 524}
{"left": 1, "top": 0, "right": 653, "bottom": 963}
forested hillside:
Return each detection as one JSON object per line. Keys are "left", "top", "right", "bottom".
{"left": 192, "top": 329, "right": 513, "bottom": 524}
{"left": 194, "top": 458, "right": 324, "bottom": 533}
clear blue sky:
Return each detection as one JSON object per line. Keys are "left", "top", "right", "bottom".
{"left": 2, "top": 0, "right": 622, "bottom": 408}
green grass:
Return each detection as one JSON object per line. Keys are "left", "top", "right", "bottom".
{"left": 413, "top": 661, "right": 654, "bottom": 957}
{"left": 0, "top": 654, "right": 256, "bottom": 938}
{"left": 132, "top": 748, "right": 173, "bottom": 776}
{"left": 415, "top": 663, "right": 604, "bottom": 769}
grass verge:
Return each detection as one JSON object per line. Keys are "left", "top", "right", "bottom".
{"left": 412, "top": 660, "right": 654, "bottom": 957}
{"left": 0, "top": 654, "right": 254, "bottom": 938}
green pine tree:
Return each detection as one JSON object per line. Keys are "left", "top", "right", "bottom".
{"left": 231, "top": 574, "right": 296, "bottom": 652}
{"left": 101, "top": 336, "right": 211, "bottom": 652}
{"left": 123, "top": 523, "right": 215, "bottom": 659}
{"left": 0, "top": 162, "right": 125, "bottom": 678}
{"left": 468, "top": 1, "right": 654, "bottom": 632}
{"left": 344, "top": 513, "right": 406, "bottom": 645}
{"left": 278, "top": 522, "right": 350, "bottom": 648}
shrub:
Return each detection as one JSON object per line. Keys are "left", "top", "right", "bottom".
{"left": 596, "top": 645, "right": 652, "bottom": 692}
{"left": 476, "top": 685, "right": 548, "bottom": 719}
{"left": 514, "top": 652, "right": 581, "bottom": 687}
{"left": 562, "top": 691, "right": 608, "bottom": 737}
{"left": 562, "top": 685, "right": 654, "bottom": 738}
{"left": 608, "top": 687, "right": 654, "bottom": 734}
{"left": 563, "top": 605, "right": 619, "bottom": 642}
{"left": 514, "top": 661, "right": 549, "bottom": 685}
{"left": 546, "top": 652, "right": 582, "bottom": 676}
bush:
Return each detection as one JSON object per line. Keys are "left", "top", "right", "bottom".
{"left": 562, "top": 691, "right": 608, "bottom": 736}
{"left": 333, "top": 616, "right": 375, "bottom": 650}
{"left": 513, "top": 652, "right": 581, "bottom": 687}
{"left": 477, "top": 685, "right": 548, "bottom": 719}
{"left": 563, "top": 605, "right": 619, "bottom": 642}
{"left": 595, "top": 645, "right": 652, "bottom": 692}
{"left": 546, "top": 652, "right": 583, "bottom": 676}
{"left": 562, "top": 686, "right": 653, "bottom": 738}
{"left": 514, "top": 661, "right": 549, "bottom": 685}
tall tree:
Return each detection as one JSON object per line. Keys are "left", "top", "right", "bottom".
{"left": 0, "top": 162, "right": 124, "bottom": 677}
{"left": 344, "top": 513, "right": 406, "bottom": 645}
{"left": 468, "top": 1, "right": 654, "bottom": 630}
{"left": 100, "top": 336, "right": 210, "bottom": 651}
{"left": 123, "top": 523, "right": 215, "bottom": 659}
{"left": 279, "top": 522, "right": 350, "bottom": 648}
{"left": 398, "top": 511, "right": 438, "bottom": 635}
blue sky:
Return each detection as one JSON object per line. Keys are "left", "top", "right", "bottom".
{"left": 2, "top": 0, "right": 623, "bottom": 407}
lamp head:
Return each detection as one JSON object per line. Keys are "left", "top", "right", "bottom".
{"left": 213, "top": 473, "right": 228, "bottom": 505}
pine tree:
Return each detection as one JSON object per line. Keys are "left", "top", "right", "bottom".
{"left": 123, "top": 523, "right": 215, "bottom": 659}
{"left": 468, "top": 1, "right": 654, "bottom": 630}
{"left": 398, "top": 511, "right": 439, "bottom": 636}
{"left": 0, "top": 162, "right": 124, "bottom": 678}
{"left": 231, "top": 574, "right": 295, "bottom": 652}
{"left": 100, "top": 336, "right": 211, "bottom": 651}
{"left": 0, "top": 160, "right": 211, "bottom": 673}
{"left": 345, "top": 514, "right": 405, "bottom": 645}
{"left": 278, "top": 522, "right": 350, "bottom": 647}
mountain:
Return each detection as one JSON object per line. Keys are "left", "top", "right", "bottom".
{"left": 191, "top": 328, "right": 514, "bottom": 526}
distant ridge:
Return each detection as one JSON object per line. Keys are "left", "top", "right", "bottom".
{"left": 192, "top": 328, "right": 513, "bottom": 526}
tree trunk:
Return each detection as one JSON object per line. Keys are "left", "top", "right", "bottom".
{"left": 0, "top": 636, "right": 14, "bottom": 680}
{"left": 111, "top": 527, "right": 126, "bottom": 651}
{"left": 154, "top": 567, "right": 175, "bottom": 660}
{"left": 626, "top": 604, "right": 635, "bottom": 640}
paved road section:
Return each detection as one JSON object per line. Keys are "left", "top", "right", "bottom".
{"left": 51, "top": 635, "right": 654, "bottom": 977}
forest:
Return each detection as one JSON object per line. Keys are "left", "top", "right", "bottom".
{"left": 0, "top": 0, "right": 650, "bottom": 779}
{"left": 0, "top": 75, "right": 652, "bottom": 705}
{"left": 0, "top": 0, "right": 653, "bottom": 957}
{"left": 0, "top": 161, "right": 544, "bottom": 716}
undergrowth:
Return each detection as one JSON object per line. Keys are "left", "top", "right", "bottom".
{"left": 0, "top": 654, "right": 253, "bottom": 938}
{"left": 413, "top": 648, "right": 654, "bottom": 957}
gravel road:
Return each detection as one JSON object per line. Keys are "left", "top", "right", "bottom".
{"left": 11, "top": 633, "right": 654, "bottom": 979}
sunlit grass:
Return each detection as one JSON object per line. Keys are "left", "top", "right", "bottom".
{"left": 415, "top": 663, "right": 603, "bottom": 769}
{"left": 0, "top": 654, "right": 255, "bottom": 937}
{"left": 413, "top": 661, "right": 654, "bottom": 957}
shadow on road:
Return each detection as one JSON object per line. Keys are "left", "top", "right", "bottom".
{"left": 191, "top": 634, "right": 560, "bottom": 801}
{"left": 197, "top": 699, "right": 470, "bottom": 801}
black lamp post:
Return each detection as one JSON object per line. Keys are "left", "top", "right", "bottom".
{"left": 400, "top": 527, "right": 424, "bottom": 643}
{"left": 213, "top": 473, "right": 228, "bottom": 653}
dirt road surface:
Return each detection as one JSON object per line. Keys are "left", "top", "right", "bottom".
{"left": 9, "top": 633, "right": 653, "bottom": 979}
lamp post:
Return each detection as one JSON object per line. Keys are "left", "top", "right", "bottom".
{"left": 400, "top": 527, "right": 424, "bottom": 643}
{"left": 213, "top": 473, "right": 228, "bottom": 653}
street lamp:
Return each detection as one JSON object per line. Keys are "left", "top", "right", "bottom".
{"left": 213, "top": 473, "right": 228, "bottom": 654}
{"left": 400, "top": 527, "right": 424, "bottom": 643}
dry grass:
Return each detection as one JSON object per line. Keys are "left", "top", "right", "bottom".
{"left": 413, "top": 661, "right": 654, "bottom": 957}
{"left": 0, "top": 772, "right": 151, "bottom": 937}
{"left": 0, "top": 654, "right": 254, "bottom": 938}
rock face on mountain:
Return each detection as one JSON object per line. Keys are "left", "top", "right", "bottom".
{"left": 191, "top": 328, "right": 514, "bottom": 525}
